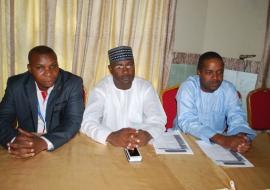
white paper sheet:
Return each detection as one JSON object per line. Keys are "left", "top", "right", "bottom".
{"left": 153, "top": 131, "right": 193, "bottom": 154}
{"left": 196, "top": 140, "right": 254, "bottom": 167}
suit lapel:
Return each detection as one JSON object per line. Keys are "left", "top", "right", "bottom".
{"left": 46, "top": 72, "right": 63, "bottom": 131}
{"left": 25, "top": 75, "right": 38, "bottom": 131}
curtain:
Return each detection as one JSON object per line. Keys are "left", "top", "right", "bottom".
{"left": 160, "top": 0, "right": 176, "bottom": 90}
{"left": 256, "top": 1, "right": 270, "bottom": 88}
{"left": 73, "top": 0, "right": 177, "bottom": 93}
{"left": 0, "top": 0, "right": 176, "bottom": 98}
{"left": 0, "top": 0, "right": 13, "bottom": 98}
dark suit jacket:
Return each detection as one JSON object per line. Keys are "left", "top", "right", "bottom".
{"left": 0, "top": 69, "right": 85, "bottom": 150}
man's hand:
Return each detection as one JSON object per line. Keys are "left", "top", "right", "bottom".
{"left": 106, "top": 128, "right": 137, "bottom": 148}
{"left": 8, "top": 128, "right": 47, "bottom": 158}
{"left": 235, "top": 133, "right": 251, "bottom": 153}
{"left": 106, "top": 128, "right": 153, "bottom": 149}
{"left": 210, "top": 133, "right": 251, "bottom": 153}
{"left": 135, "top": 130, "right": 152, "bottom": 147}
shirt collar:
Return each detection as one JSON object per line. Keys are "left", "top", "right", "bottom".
{"left": 35, "top": 82, "right": 54, "bottom": 94}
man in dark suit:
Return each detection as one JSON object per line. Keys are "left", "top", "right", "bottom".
{"left": 0, "top": 45, "right": 84, "bottom": 158}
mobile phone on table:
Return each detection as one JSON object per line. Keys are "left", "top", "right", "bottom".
{"left": 124, "top": 148, "right": 142, "bottom": 162}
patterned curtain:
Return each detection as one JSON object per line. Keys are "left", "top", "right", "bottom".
{"left": 0, "top": 0, "right": 177, "bottom": 99}
{"left": 0, "top": 0, "right": 77, "bottom": 98}
{"left": 72, "top": 0, "right": 177, "bottom": 93}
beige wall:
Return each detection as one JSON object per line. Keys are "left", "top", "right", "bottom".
{"left": 175, "top": 0, "right": 208, "bottom": 53}
{"left": 175, "top": 0, "right": 268, "bottom": 61}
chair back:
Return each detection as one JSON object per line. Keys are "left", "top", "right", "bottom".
{"left": 247, "top": 88, "right": 270, "bottom": 130}
{"left": 161, "top": 86, "right": 179, "bottom": 129}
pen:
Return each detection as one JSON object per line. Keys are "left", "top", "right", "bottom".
{"left": 157, "top": 148, "right": 187, "bottom": 152}
{"left": 164, "top": 149, "right": 187, "bottom": 152}
{"left": 229, "top": 150, "right": 243, "bottom": 161}
{"left": 165, "top": 149, "right": 186, "bottom": 152}
{"left": 216, "top": 160, "right": 245, "bottom": 165}
{"left": 223, "top": 161, "right": 245, "bottom": 165}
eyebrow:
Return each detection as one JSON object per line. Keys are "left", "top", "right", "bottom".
{"left": 33, "top": 62, "right": 58, "bottom": 67}
{"left": 204, "top": 68, "right": 223, "bottom": 71}
{"left": 33, "top": 64, "right": 43, "bottom": 67}
{"left": 116, "top": 61, "right": 133, "bottom": 64}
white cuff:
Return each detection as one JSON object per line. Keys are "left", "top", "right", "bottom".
{"left": 7, "top": 137, "right": 16, "bottom": 151}
{"left": 10, "top": 137, "right": 16, "bottom": 143}
{"left": 40, "top": 136, "right": 54, "bottom": 151}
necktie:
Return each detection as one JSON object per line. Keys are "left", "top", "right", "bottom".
{"left": 41, "top": 91, "right": 47, "bottom": 102}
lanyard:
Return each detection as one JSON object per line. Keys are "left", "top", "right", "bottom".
{"left": 37, "top": 100, "right": 46, "bottom": 133}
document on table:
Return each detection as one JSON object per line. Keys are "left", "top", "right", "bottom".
{"left": 196, "top": 140, "right": 254, "bottom": 167}
{"left": 153, "top": 130, "right": 193, "bottom": 154}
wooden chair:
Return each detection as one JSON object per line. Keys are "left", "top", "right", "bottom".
{"left": 246, "top": 88, "right": 270, "bottom": 130}
{"left": 160, "top": 86, "right": 179, "bottom": 129}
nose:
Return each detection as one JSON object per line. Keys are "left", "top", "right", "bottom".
{"left": 43, "top": 68, "right": 51, "bottom": 77}
{"left": 122, "top": 66, "right": 128, "bottom": 73}
{"left": 212, "top": 73, "right": 218, "bottom": 80}
{"left": 212, "top": 72, "right": 221, "bottom": 80}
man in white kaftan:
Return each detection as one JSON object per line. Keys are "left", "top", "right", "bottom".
{"left": 81, "top": 46, "right": 166, "bottom": 149}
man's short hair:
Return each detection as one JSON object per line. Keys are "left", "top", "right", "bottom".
{"left": 28, "top": 45, "right": 57, "bottom": 63}
{"left": 197, "top": 51, "right": 224, "bottom": 71}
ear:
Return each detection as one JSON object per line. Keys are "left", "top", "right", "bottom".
{"left": 108, "top": 65, "right": 113, "bottom": 74}
{"left": 197, "top": 70, "right": 200, "bottom": 75}
{"left": 27, "top": 64, "right": 32, "bottom": 73}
